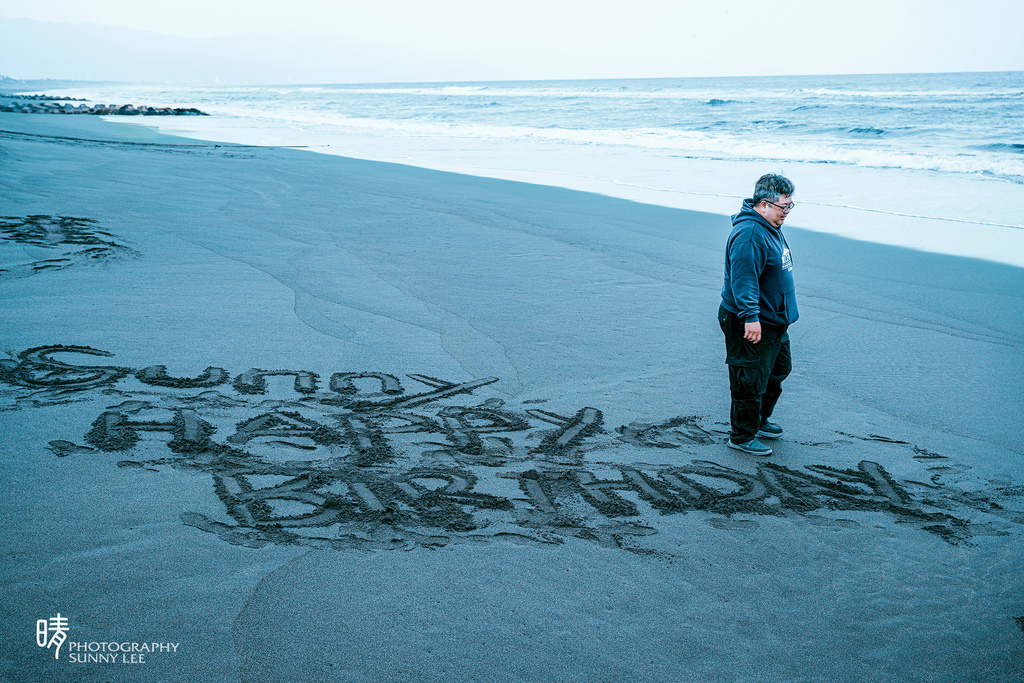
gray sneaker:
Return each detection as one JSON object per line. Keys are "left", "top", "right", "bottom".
{"left": 757, "top": 420, "right": 783, "bottom": 439}
{"left": 728, "top": 438, "right": 773, "bottom": 456}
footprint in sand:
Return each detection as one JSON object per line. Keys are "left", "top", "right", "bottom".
{"left": 48, "top": 440, "right": 97, "bottom": 457}
{"left": 804, "top": 515, "right": 861, "bottom": 529}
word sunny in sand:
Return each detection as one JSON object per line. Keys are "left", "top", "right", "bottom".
{"left": 2, "top": 346, "right": 1020, "bottom": 552}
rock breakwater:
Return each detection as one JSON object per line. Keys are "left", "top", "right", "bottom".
{"left": 1, "top": 94, "right": 206, "bottom": 116}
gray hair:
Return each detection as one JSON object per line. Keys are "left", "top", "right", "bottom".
{"left": 752, "top": 173, "right": 795, "bottom": 205}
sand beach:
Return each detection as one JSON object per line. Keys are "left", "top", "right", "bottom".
{"left": 1, "top": 112, "right": 1022, "bottom": 682}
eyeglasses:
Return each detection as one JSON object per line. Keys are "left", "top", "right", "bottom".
{"left": 766, "top": 200, "right": 795, "bottom": 213}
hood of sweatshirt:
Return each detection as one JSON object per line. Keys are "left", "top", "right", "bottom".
{"left": 731, "top": 198, "right": 782, "bottom": 236}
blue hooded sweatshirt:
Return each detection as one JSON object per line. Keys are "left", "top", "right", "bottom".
{"left": 721, "top": 198, "right": 799, "bottom": 327}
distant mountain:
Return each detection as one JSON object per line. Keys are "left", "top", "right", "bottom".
{"left": 0, "top": 76, "right": 108, "bottom": 90}
{"left": 0, "top": 17, "right": 509, "bottom": 84}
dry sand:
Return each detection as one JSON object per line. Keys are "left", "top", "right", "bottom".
{"left": 1, "top": 113, "right": 1022, "bottom": 682}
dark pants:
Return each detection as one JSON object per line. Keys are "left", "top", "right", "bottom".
{"left": 718, "top": 305, "right": 792, "bottom": 443}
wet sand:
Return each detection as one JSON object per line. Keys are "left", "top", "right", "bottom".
{"left": 1, "top": 113, "right": 1022, "bottom": 682}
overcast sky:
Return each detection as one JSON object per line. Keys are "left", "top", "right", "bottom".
{"left": 2, "top": 0, "right": 1023, "bottom": 83}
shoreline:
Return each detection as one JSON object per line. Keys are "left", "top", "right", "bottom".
{"left": 82, "top": 108, "right": 1024, "bottom": 270}
{"left": 18, "top": 72, "right": 1024, "bottom": 268}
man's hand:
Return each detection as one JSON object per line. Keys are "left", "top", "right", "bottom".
{"left": 744, "top": 321, "right": 762, "bottom": 344}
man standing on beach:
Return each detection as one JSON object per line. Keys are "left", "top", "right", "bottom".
{"left": 718, "top": 173, "right": 798, "bottom": 456}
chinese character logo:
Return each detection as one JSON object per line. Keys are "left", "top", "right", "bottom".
{"left": 36, "top": 614, "right": 69, "bottom": 659}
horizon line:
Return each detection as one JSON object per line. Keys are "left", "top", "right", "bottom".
{"left": 2, "top": 69, "right": 1023, "bottom": 90}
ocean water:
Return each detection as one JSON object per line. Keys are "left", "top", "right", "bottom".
{"left": 50, "top": 72, "right": 1024, "bottom": 265}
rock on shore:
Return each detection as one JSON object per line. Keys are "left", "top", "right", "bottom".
{"left": 0, "top": 94, "right": 206, "bottom": 116}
